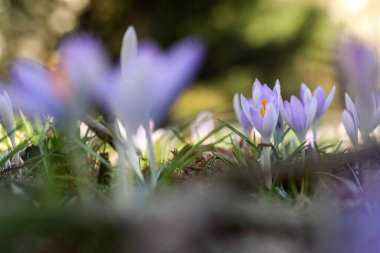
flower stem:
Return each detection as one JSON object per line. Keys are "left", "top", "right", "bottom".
{"left": 145, "top": 125, "right": 157, "bottom": 188}
{"left": 260, "top": 145, "right": 272, "bottom": 189}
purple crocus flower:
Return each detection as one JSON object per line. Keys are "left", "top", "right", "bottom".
{"left": 300, "top": 83, "right": 335, "bottom": 141}
{"left": 336, "top": 38, "right": 378, "bottom": 96}
{"left": 342, "top": 93, "right": 359, "bottom": 146}
{"left": 6, "top": 33, "right": 115, "bottom": 120}
{"left": 112, "top": 26, "right": 204, "bottom": 188}
{"left": 233, "top": 94, "right": 251, "bottom": 137}
{"left": 240, "top": 79, "right": 280, "bottom": 143}
{"left": 280, "top": 94, "right": 317, "bottom": 143}
{"left": 300, "top": 83, "right": 336, "bottom": 124}
{"left": 343, "top": 92, "right": 380, "bottom": 144}
{"left": 58, "top": 33, "right": 112, "bottom": 108}
{"left": 6, "top": 59, "right": 63, "bottom": 118}
{"left": 114, "top": 26, "right": 205, "bottom": 135}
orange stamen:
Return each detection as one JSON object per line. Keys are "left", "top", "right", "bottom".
{"left": 260, "top": 98, "right": 267, "bottom": 117}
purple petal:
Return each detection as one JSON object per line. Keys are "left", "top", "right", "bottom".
{"left": 322, "top": 85, "right": 335, "bottom": 115}
{"left": 289, "top": 96, "right": 306, "bottom": 135}
{"left": 249, "top": 106, "right": 263, "bottom": 134}
{"left": 9, "top": 59, "right": 61, "bottom": 117}
{"left": 59, "top": 33, "right": 110, "bottom": 94}
{"left": 313, "top": 86, "right": 326, "bottom": 119}
{"left": 149, "top": 38, "right": 205, "bottom": 124}
{"left": 240, "top": 95, "right": 254, "bottom": 126}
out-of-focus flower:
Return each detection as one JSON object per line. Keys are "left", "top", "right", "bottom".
{"left": 336, "top": 38, "right": 378, "bottom": 95}
{"left": 6, "top": 34, "right": 115, "bottom": 120}
{"left": 114, "top": 26, "right": 205, "bottom": 134}
{"left": 233, "top": 94, "right": 251, "bottom": 137}
{"left": 280, "top": 95, "right": 317, "bottom": 143}
{"left": 58, "top": 33, "right": 113, "bottom": 109}
{"left": 190, "top": 111, "right": 215, "bottom": 144}
{"left": 112, "top": 26, "right": 204, "bottom": 189}
{"left": 343, "top": 93, "right": 380, "bottom": 143}
{"left": 6, "top": 59, "right": 63, "bottom": 118}
{"left": 240, "top": 79, "right": 280, "bottom": 143}
{"left": 342, "top": 93, "right": 359, "bottom": 146}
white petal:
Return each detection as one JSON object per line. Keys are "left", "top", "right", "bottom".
{"left": 261, "top": 103, "right": 278, "bottom": 142}
{"left": 323, "top": 85, "right": 336, "bottom": 112}
{"left": 121, "top": 26, "right": 138, "bottom": 78}
{"left": 252, "top": 79, "right": 262, "bottom": 107}
{"left": 305, "top": 96, "right": 317, "bottom": 126}
{"left": 342, "top": 110, "right": 358, "bottom": 146}
{"left": 345, "top": 93, "right": 359, "bottom": 124}
{"left": 274, "top": 79, "right": 281, "bottom": 94}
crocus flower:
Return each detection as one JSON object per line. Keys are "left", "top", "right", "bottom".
{"left": 342, "top": 94, "right": 359, "bottom": 146}
{"left": 300, "top": 83, "right": 336, "bottom": 140}
{"left": 113, "top": 26, "right": 204, "bottom": 188}
{"left": 280, "top": 94, "right": 317, "bottom": 144}
{"left": 58, "top": 33, "right": 113, "bottom": 110}
{"left": 240, "top": 79, "right": 281, "bottom": 188}
{"left": 115, "top": 26, "right": 205, "bottom": 134}
{"left": 6, "top": 34, "right": 115, "bottom": 120}
{"left": 233, "top": 94, "right": 251, "bottom": 137}
{"left": 240, "top": 79, "right": 280, "bottom": 144}
{"left": 336, "top": 38, "right": 378, "bottom": 96}
{"left": 300, "top": 83, "right": 336, "bottom": 124}
{"left": 343, "top": 92, "right": 380, "bottom": 144}
{"left": 6, "top": 59, "right": 63, "bottom": 118}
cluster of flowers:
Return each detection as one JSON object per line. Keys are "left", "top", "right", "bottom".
{"left": 233, "top": 79, "right": 335, "bottom": 187}
{"left": 232, "top": 37, "right": 380, "bottom": 188}
{"left": 0, "top": 26, "right": 205, "bottom": 191}
{"left": 234, "top": 80, "right": 336, "bottom": 145}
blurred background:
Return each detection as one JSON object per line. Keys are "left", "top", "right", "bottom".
{"left": 0, "top": 0, "right": 379, "bottom": 130}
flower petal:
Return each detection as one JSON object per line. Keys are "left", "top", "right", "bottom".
{"left": 121, "top": 26, "right": 138, "bottom": 77}
{"left": 342, "top": 110, "right": 358, "bottom": 146}
{"left": 345, "top": 93, "right": 359, "bottom": 124}
{"left": 252, "top": 79, "right": 262, "bottom": 107}
{"left": 280, "top": 100, "right": 292, "bottom": 128}
{"left": 289, "top": 95, "right": 306, "bottom": 134}
{"left": 314, "top": 86, "right": 326, "bottom": 119}
{"left": 305, "top": 96, "right": 317, "bottom": 126}
{"left": 261, "top": 103, "right": 278, "bottom": 142}
{"left": 240, "top": 95, "right": 254, "bottom": 126}
{"left": 300, "top": 83, "right": 311, "bottom": 104}
{"left": 322, "top": 85, "right": 335, "bottom": 113}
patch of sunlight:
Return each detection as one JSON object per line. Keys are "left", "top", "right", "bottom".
{"left": 171, "top": 85, "right": 228, "bottom": 121}
{"left": 242, "top": 1, "right": 310, "bottom": 47}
